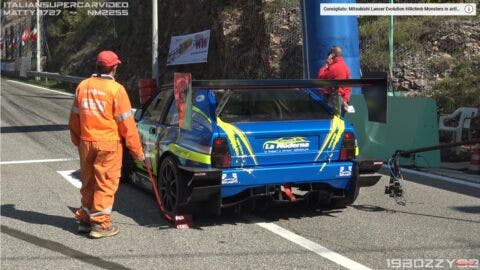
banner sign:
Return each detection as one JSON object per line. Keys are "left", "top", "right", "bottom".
{"left": 167, "top": 30, "right": 210, "bottom": 66}
{"left": 173, "top": 73, "right": 193, "bottom": 130}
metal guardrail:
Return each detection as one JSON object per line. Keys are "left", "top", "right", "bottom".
{"left": 27, "top": 71, "right": 84, "bottom": 84}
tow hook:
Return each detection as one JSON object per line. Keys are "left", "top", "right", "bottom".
{"left": 282, "top": 184, "right": 296, "bottom": 202}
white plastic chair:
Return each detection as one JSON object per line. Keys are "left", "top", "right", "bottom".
{"left": 439, "top": 107, "right": 478, "bottom": 143}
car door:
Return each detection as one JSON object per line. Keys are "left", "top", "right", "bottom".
{"left": 136, "top": 90, "right": 171, "bottom": 174}
{"left": 158, "top": 92, "right": 215, "bottom": 168}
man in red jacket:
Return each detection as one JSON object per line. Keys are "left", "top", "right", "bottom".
{"left": 316, "top": 46, "right": 351, "bottom": 111}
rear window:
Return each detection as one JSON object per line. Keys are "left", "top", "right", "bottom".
{"left": 218, "top": 89, "right": 331, "bottom": 122}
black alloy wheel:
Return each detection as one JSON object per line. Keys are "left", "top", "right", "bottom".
{"left": 157, "top": 156, "right": 180, "bottom": 214}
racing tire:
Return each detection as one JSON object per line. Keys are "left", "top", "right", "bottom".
{"left": 330, "top": 164, "right": 360, "bottom": 209}
{"left": 121, "top": 149, "right": 134, "bottom": 183}
{"left": 302, "top": 191, "right": 332, "bottom": 211}
{"left": 157, "top": 156, "right": 182, "bottom": 216}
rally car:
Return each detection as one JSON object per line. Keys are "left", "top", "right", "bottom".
{"left": 122, "top": 79, "right": 384, "bottom": 216}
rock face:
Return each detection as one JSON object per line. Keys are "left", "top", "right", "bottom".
{"left": 392, "top": 19, "right": 480, "bottom": 93}
{"left": 211, "top": 0, "right": 303, "bottom": 80}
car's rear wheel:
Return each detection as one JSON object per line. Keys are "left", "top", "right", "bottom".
{"left": 158, "top": 156, "right": 181, "bottom": 215}
{"left": 330, "top": 165, "right": 360, "bottom": 209}
{"left": 330, "top": 184, "right": 359, "bottom": 209}
{"left": 303, "top": 190, "right": 331, "bottom": 210}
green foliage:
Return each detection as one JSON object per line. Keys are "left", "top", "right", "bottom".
{"left": 360, "top": 15, "right": 479, "bottom": 111}
{"left": 358, "top": 17, "right": 389, "bottom": 72}
{"left": 427, "top": 60, "right": 480, "bottom": 112}
{"left": 427, "top": 55, "right": 456, "bottom": 74}
{"left": 26, "top": 78, "right": 72, "bottom": 91}
{"left": 45, "top": 0, "right": 122, "bottom": 75}
{"left": 359, "top": 16, "right": 441, "bottom": 72}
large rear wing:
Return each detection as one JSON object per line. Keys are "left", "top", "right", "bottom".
{"left": 197, "top": 78, "right": 387, "bottom": 123}
{"left": 169, "top": 74, "right": 388, "bottom": 129}
{"left": 190, "top": 78, "right": 386, "bottom": 90}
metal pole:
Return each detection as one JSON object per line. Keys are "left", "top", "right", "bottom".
{"left": 397, "top": 139, "right": 480, "bottom": 158}
{"left": 389, "top": 0, "right": 394, "bottom": 95}
{"left": 36, "top": 0, "right": 41, "bottom": 80}
{"left": 152, "top": 0, "right": 158, "bottom": 84}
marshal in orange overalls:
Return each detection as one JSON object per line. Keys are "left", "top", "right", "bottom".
{"left": 69, "top": 68, "right": 144, "bottom": 230}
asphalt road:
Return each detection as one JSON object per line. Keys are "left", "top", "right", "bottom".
{"left": 1, "top": 78, "right": 479, "bottom": 270}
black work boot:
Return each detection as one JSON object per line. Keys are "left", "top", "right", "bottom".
{"left": 89, "top": 224, "right": 119, "bottom": 239}
{"left": 77, "top": 221, "right": 91, "bottom": 233}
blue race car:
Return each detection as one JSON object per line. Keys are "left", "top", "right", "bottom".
{"left": 122, "top": 79, "right": 383, "bottom": 216}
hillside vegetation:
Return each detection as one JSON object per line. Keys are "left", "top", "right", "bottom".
{"left": 359, "top": 16, "right": 480, "bottom": 112}
{"left": 43, "top": 0, "right": 480, "bottom": 110}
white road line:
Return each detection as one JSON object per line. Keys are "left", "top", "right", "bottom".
{"left": 57, "top": 170, "right": 81, "bottom": 189}
{"left": 0, "top": 158, "right": 78, "bottom": 165}
{"left": 5, "top": 79, "right": 74, "bottom": 97}
{"left": 256, "top": 222, "right": 372, "bottom": 270}
{"left": 400, "top": 167, "right": 480, "bottom": 189}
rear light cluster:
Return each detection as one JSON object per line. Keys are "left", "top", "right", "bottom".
{"left": 211, "top": 138, "right": 231, "bottom": 168}
{"left": 340, "top": 132, "right": 356, "bottom": 161}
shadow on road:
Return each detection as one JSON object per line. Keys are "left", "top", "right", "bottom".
{"left": 352, "top": 204, "right": 480, "bottom": 224}
{"left": 0, "top": 186, "right": 344, "bottom": 234}
{"left": 0, "top": 124, "right": 69, "bottom": 133}
{"left": 451, "top": 205, "right": 480, "bottom": 214}
{"left": 1, "top": 204, "right": 77, "bottom": 233}
{"left": 116, "top": 182, "right": 344, "bottom": 229}
{"left": 382, "top": 169, "right": 480, "bottom": 199}
{"left": 1, "top": 224, "right": 131, "bottom": 270}
{"left": 194, "top": 203, "right": 343, "bottom": 229}
{"left": 114, "top": 183, "right": 172, "bottom": 229}
{"left": 9, "top": 94, "right": 73, "bottom": 100}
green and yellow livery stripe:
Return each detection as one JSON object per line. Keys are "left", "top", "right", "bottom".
{"left": 193, "top": 106, "right": 212, "bottom": 123}
{"left": 216, "top": 117, "right": 258, "bottom": 165}
{"left": 315, "top": 115, "right": 346, "bottom": 161}
{"left": 319, "top": 162, "right": 327, "bottom": 172}
{"left": 168, "top": 144, "right": 211, "bottom": 165}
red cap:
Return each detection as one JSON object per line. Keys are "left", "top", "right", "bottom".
{"left": 96, "top": 50, "right": 121, "bottom": 67}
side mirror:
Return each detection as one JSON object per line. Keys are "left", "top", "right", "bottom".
{"left": 134, "top": 108, "right": 143, "bottom": 122}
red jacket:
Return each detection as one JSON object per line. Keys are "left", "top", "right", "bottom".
{"left": 316, "top": 56, "right": 352, "bottom": 103}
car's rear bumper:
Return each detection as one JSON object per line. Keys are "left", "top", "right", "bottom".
{"left": 219, "top": 162, "right": 355, "bottom": 198}
{"left": 182, "top": 158, "right": 382, "bottom": 205}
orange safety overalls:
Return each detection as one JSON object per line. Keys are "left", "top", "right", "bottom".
{"left": 69, "top": 74, "right": 143, "bottom": 229}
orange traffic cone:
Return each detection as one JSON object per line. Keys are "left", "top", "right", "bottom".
{"left": 467, "top": 144, "right": 480, "bottom": 175}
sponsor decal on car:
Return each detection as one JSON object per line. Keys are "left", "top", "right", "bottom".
{"left": 262, "top": 137, "right": 310, "bottom": 153}
{"left": 195, "top": 94, "right": 205, "bottom": 102}
{"left": 339, "top": 166, "right": 352, "bottom": 177}
{"left": 222, "top": 173, "right": 239, "bottom": 184}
